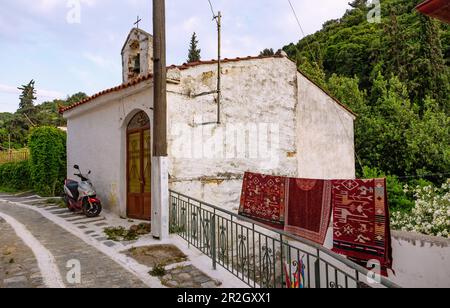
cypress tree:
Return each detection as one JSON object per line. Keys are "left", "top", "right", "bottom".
{"left": 187, "top": 32, "right": 201, "bottom": 63}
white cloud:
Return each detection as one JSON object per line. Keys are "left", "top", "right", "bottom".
{"left": 0, "top": 83, "right": 63, "bottom": 101}
{"left": 0, "top": 84, "right": 19, "bottom": 95}
{"left": 83, "top": 52, "right": 108, "bottom": 67}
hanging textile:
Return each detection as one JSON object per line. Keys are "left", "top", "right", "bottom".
{"left": 284, "top": 179, "right": 332, "bottom": 245}
{"left": 284, "top": 258, "right": 306, "bottom": 289}
{"left": 332, "top": 179, "right": 393, "bottom": 276}
{"left": 239, "top": 172, "right": 288, "bottom": 229}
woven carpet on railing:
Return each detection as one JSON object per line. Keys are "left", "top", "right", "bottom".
{"left": 239, "top": 173, "right": 394, "bottom": 276}
{"left": 239, "top": 172, "right": 287, "bottom": 230}
{"left": 284, "top": 178, "right": 332, "bottom": 245}
{"left": 332, "top": 179, "right": 393, "bottom": 276}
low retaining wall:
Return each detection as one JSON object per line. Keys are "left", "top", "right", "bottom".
{"left": 390, "top": 231, "right": 450, "bottom": 288}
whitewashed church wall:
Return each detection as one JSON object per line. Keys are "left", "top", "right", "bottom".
{"left": 66, "top": 86, "right": 154, "bottom": 217}
{"left": 296, "top": 73, "right": 356, "bottom": 180}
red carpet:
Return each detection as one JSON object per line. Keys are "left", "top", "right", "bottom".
{"left": 284, "top": 179, "right": 332, "bottom": 245}
{"left": 239, "top": 172, "right": 288, "bottom": 229}
{"left": 332, "top": 179, "right": 393, "bottom": 276}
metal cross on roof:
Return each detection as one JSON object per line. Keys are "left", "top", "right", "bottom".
{"left": 134, "top": 16, "right": 142, "bottom": 29}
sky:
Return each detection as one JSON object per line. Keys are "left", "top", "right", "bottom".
{"left": 0, "top": 0, "right": 351, "bottom": 113}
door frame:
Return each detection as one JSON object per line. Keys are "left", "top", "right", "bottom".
{"left": 126, "top": 123, "right": 151, "bottom": 220}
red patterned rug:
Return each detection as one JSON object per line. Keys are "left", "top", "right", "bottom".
{"left": 284, "top": 179, "right": 332, "bottom": 245}
{"left": 332, "top": 179, "right": 393, "bottom": 276}
{"left": 239, "top": 172, "right": 288, "bottom": 229}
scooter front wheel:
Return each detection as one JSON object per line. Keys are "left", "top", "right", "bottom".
{"left": 83, "top": 199, "right": 102, "bottom": 218}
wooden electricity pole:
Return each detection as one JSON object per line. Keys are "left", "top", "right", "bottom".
{"left": 216, "top": 11, "right": 222, "bottom": 124}
{"left": 153, "top": 0, "right": 167, "bottom": 157}
{"left": 151, "top": 0, "right": 169, "bottom": 240}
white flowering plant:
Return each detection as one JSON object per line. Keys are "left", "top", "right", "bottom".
{"left": 391, "top": 182, "right": 450, "bottom": 238}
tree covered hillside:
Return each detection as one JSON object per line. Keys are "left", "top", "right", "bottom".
{"left": 0, "top": 80, "right": 86, "bottom": 149}
{"left": 283, "top": 0, "right": 449, "bottom": 185}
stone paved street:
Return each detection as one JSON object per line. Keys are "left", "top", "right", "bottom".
{"left": 0, "top": 216, "right": 45, "bottom": 288}
{"left": 0, "top": 194, "right": 244, "bottom": 289}
{"left": 0, "top": 200, "right": 148, "bottom": 288}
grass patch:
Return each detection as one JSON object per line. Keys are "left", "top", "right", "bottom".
{"left": 126, "top": 245, "right": 188, "bottom": 268}
{"left": 105, "top": 227, "right": 139, "bottom": 242}
{"left": 104, "top": 224, "right": 151, "bottom": 242}
{"left": 149, "top": 263, "right": 167, "bottom": 277}
{"left": 0, "top": 186, "right": 20, "bottom": 194}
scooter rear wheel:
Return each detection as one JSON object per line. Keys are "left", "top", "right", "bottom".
{"left": 83, "top": 200, "right": 102, "bottom": 218}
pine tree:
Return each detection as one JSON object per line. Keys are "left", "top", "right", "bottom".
{"left": 17, "top": 80, "right": 37, "bottom": 114}
{"left": 187, "top": 32, "right": 201, "bottom": 63}
{"left": 260, "top": 48, "right": 275, "bottom": 56}
{"left": 348, "top": 0, "right": 368, "bottom": 9}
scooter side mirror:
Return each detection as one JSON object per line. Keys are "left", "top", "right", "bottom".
{"left": 74, "top": 165, "right": 80, "bottom": 170}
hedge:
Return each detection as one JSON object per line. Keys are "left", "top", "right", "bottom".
{"left": 0, "top": 160, "right": 31, "bottom": 191}
{"left": 28, "top": 127, "right": 67, "bottom": 196}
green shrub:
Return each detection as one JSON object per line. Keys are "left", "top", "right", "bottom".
{"left": 28, "top": 127, "right": 66, "bottom": 196}
{"left": 0, "top": 160, "right": 31, "bottom": 191}
{"left": 362, "top": 167, "right": 415, "bottom": 213}
{"left": 391, "top": 183, "right": 450, "bottom": 238}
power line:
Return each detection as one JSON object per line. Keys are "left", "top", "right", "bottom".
{"left": 287, "top": 0, "right": 318, "bottom": 65}
{"left": 208, "top": 0, "right": 219, "bottom": 23}
{"left": 208, "top": 0, "right": 215, "bottom": 16}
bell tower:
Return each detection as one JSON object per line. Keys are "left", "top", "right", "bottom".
{"left": 121, "top": 28, "right": 154, "bottom": 83}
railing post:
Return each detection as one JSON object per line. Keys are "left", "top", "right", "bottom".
{"left": 280, "top": 234, "right": 284, "bottom": 289}
{"left": 315, "top": 250, "right": 321, "bottom": 289}
{"left": 211, "top": 211, "right": 217, "bottom": 270}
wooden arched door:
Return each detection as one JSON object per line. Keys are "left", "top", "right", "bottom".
{"left": 127, "top": 111, "right": 151, "bottom": 221}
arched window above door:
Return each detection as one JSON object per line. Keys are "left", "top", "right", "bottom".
{"left": 128, "top": 111, "right": 150, "bottom": 131}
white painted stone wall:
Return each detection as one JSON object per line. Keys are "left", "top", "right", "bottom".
{"left": 168, "top": 57, "right": 356, "bottom": 211}
{"left": 65, "top": 56, "right": 356, "bottom": 215}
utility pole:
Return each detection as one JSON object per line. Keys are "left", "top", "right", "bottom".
{"left": 151, "top": 0, "right": 169, "bottom": 240}
{"left": 216, "top": 11, "right": 222, "bottom": 124}
{"left": 193, "top": 6, "right": 222, "bottom": 126}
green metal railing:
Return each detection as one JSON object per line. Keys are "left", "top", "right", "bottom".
{"left": 169, "top": 190, "right": 400, "bottom": 289}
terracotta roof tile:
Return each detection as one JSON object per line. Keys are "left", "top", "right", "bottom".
{"left": 60, "top": 54, "right": 355, "bottom": 117}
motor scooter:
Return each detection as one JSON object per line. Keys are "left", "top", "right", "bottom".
{"left": 63, "top": 165, "right": 102, "bottom": 218}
